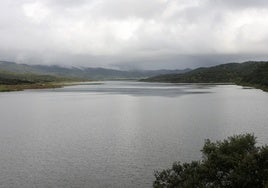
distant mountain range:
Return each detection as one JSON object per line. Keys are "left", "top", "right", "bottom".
{"left": 0, "top": 61, "right": 190, "bottom": 80}
{"left": 142, "top": 61, "right": 268, "bottom": 91}
{"left": 1, "top": 60, "right": 267, "bottom": 92}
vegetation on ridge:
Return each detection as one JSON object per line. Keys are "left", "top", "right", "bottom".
{"left": 239, "top": 63, "right": 268, "bottom": 91}
{"left": 0, "top": 71, "right": 83, "bottom": 92}
{"left": 142, "top": 61, "right": 268, "bottom": 91}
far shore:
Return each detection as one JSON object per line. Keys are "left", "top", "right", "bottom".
{"left": 0, "top": 81, "right": 92, "bottom": 92}
{"left": 0, "top": 83, "right": 62, "bottom": 92}
{"left": 1, "top": 81, "right": 267, "bottom": 93}
{"left": 140, "top": 80, "right": 268, "bottom": 92}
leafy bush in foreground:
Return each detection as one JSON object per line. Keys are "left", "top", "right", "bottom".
{"left": 154, "top": 134, "right": 268, "bottom": 188}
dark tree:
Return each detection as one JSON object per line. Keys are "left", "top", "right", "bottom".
{"left": 154, "top": 134, "right": 268, "bottom": 188}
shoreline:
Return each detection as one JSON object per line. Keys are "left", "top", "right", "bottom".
{"left": 140, "top": 80, "right": 268, "bottom": 92}
{"left": 236, "top": 82, "right": 268, "bottom": 92}
{"left": 0, "top": 82, "right": 64, "bottom": 92}
{"left": 1, "top": 81, "right": 267, "bottom": 93}
{"left": 0, "top": 81, "right": 99, "bottom": 92}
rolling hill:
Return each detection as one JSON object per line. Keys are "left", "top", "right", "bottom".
{"left": 142, "top": 61, "right": 268, "bottom": 91}
{"left": 0, "top": 61, "right": 190, "bottom": 80}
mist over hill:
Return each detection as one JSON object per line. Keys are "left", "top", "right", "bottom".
{"left": 0, "top": 61, "right": 190, "bottom": 80}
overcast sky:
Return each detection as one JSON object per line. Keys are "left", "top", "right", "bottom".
{"left": 1, "top": 0, "right": 268, "bottom": 69}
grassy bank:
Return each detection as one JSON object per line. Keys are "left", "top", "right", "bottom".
{"left": 0, "top": 70, "right": 89, "bottom": 92}
{"left": 0, "top": 82, "right": 65, "bottom": 92}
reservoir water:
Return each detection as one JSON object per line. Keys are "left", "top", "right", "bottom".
{"left": 0, "top": 81, "right": 267, "bottom": 187}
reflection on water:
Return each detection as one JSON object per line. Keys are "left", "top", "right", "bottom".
{"left": 0, "top": 81, "right": 267, "bottom": 187}
{"left": 55, "top": 81, "right": 213, "bottom": 97}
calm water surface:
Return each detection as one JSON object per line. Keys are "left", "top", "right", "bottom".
{"left": 0, "top": 81, "right": 267, "bottom": 187}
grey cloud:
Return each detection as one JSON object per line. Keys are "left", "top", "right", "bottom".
{"left": 97, "top": 0, "right": 165, "bottom": 19}
{"left": 211, "top": 0, "right": 268, "bottom": 9}
{"left": 0, "top": 0, "right": 268, "bottom": 69}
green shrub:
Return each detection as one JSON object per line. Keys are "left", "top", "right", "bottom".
{"left": 154, "top": 134, "right": 268, "bottom": 188}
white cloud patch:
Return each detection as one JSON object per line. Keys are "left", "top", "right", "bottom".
{"left": 23, "top": 2, "right": 51, "bottom": 23}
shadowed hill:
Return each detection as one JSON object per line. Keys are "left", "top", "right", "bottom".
{"left": 142, "top": 61, "right": 268, "bottom": 91}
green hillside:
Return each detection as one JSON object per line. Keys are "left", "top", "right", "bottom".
{"left": 0, "top": 71, "right": 81, "bottom": 92}
{"left": 240, "top": 63, "right": 268, "bottom": 90}
{"left": 0, "top": 71, "right": 61, "bottom": 84}
{"left": 142, "top": 61, "right": 268, "bottom": 91}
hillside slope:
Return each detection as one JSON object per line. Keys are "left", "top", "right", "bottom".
{"left": 142, "top": 61, "right": 268, "bottom": 91}
{"left": 0, "top": 71, "right": 68, "bottom": 85}
{"left": 0, "top": 70, "right": 80, "bottom": 91}
{"left": 0, "top": 61, "right": 190, "bottom": 80}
